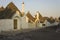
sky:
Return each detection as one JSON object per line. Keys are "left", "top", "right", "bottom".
{"left": 0, "top": 0, "right": 60, "bottom": 18}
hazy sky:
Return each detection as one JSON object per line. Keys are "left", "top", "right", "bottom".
{"left": 0, "top": 0, "right": 60, "bottom": 17}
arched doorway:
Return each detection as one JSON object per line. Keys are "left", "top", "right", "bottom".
{"left": 13, "top": 16, "right": 20, "bottom": 30}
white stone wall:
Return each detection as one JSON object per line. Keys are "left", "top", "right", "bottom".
{"left": 0, "top": 19, "right": 13, "bottom": 32}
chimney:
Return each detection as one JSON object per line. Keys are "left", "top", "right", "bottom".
{"left": 22, "top": 0, "right": 24, "bottom": 16}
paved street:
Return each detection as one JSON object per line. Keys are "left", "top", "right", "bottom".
{"left": 0, "top": 25, "right": 60, "bottom": 40}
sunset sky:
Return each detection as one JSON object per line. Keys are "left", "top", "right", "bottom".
{"left": 0, "top": 0, "right": 60, "bottom": 17}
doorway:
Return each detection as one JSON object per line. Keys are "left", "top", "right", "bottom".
{"left": 14, "top": 19, "right": 17, "bottom": 29}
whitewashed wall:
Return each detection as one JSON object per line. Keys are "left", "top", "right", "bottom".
{"left": 0, "top": 19, "right": 13, "bottom": 32}
{"left": 21, "top": 16, "right": 29, "bottom": 29}
{"left": 28, "top": 23, "right": 36, "bottom": 29}
{"left": 21, "top": 15, "right": 36, "bottom": 29}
